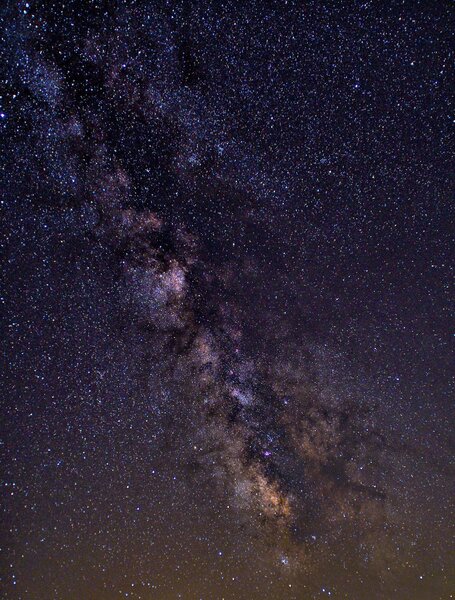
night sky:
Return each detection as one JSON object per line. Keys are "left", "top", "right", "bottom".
{"left": 1, "top": 1, "right": 454, "bottom": 599}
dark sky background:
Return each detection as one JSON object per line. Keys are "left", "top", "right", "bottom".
{"left": 1, "top": 1, "right": 454, "bottom": 599}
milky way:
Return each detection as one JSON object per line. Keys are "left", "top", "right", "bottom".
{"left": 2, "top": 2, "right": 453, "bottom": 599}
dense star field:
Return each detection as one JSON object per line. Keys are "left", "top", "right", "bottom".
{"left": 1, "top": 1, "right": 453, "bottom": 599}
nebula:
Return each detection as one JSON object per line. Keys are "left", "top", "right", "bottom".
{"left": 2, "top": 2, "right": 452, "bottom": 599}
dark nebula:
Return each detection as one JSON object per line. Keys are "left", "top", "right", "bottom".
{"left": 1, "top": 1, "right": 453, "bottom": 599}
